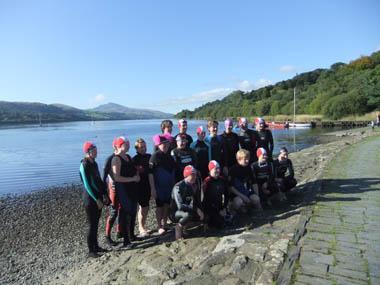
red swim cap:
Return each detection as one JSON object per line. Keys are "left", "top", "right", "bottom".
{"left": 256, "top": 147, "right": 267, "bottom": 158}
{"left": 208, "top": 160, "right": 220, "bottom": 171}
{"left": 83, "top": 141, "right": 96, "bottom": 153}
{"left": 183, "top": 165, "right": 196, "bottom": 178}
{"left": 238, "top": 117, "right": 247, "bottom": 126}
{"left": 114, "top": 136, "right": 128, "bottom": 148}
{"left": 196, "top": 126, "right": 205, "bottom": 134}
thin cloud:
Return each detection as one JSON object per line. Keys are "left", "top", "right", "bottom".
{"left": 279, "top": 65, "right": 297, "bottom": 73}
{"left": 237, "top": 79, "right": 272, "bottom": 91}
{"left": 94, "top": 94, "right": 106, "bottom": 102}
{"left": 153, "top": 88, "right": 233, "bottom": 107}
{"left": 376, "top": 44, "right": 380, "bottom": 52}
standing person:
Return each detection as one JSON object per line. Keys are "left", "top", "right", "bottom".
{"left": 273, "top": 147, "right": 297, "bottom": 193}
{"left": 174, "top": 119, "right": 193, "bottom": 148}
{"left": 202, "top": 160, "right": 230, "bottom": 229}
{"left": 104, "top": 138, "right": 122, "bottom": 246}
{"left": 221, "top": 118, "right": 240, "bottom": 175}
{"left": 171, "top": 134, "right": 198, "bottom": 182}
{"left": 79, "top": 141, "right": 108, "bottom": 258}
{"left": 205, "top": 120, "right": 225, "bottom": 171}
{"left": 132, "top": 138, "right": 152, "bottom": 237}
{"left": 190, "top": 126, "right": 210, "bottom": 180}
{"left": 237, "top": 117, "right": 258, "bottom": 162}
{"left": 149, "top": 135, "right": 177, "bottom": 235}
{"left": 228, "top": 150, "right": 262, "bottom": 213}
{"left": 170, "top": 165, "right": 204, "bottom": 240}
{"left": 111, "top": 136, "right": 140, "bottom": 248}
{"left": 252, "top": 148, "right": 277, "bottom": 206}
{"left": 255, "top": 117, "right": 274, "bottom": 160}
{"left": 160, "top": 119, "right": 176, "bottom": 152}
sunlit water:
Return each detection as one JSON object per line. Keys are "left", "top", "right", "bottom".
{"left": 0, "top": 120, "right": 332, "bottom": 195}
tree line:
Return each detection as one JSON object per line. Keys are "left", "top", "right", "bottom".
{"left": 176, "top": 51, "right": 380, "bottom": 120}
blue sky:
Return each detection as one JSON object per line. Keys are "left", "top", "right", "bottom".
{"left": 0, "top": 0, "right": 379, "bottom": 113}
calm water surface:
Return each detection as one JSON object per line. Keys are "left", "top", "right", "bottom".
{"left": 0, "top": 120, "right": 331, "bottom": 195}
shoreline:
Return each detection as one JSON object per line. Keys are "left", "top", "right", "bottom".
{"left": 0, "top": 127, "right": 377, "bottom": 284}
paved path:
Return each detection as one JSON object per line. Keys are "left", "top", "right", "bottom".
{"left": 292, "top": 136, "right": 380, "bottom": 285}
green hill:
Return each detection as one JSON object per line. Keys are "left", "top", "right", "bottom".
{"left": 0, "top": 101, "right": 172, "bottom": 124}
{"left": 176, "top": 51, "right": 380, "bottom": 120}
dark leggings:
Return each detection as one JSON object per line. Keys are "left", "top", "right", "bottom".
{"left": 174, "top": 210, "right": 193, "bottom": 226}
{"left": 85, "top": 203, "right": 101, "bottom": 253}
{"left": 204, "top": 208, "right": 224, "bottom": 229}
{"left": 277, "top": 177, "right": 297, "bottom": 192}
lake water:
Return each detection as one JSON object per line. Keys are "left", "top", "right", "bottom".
{"left": 0, "top": 119, "right": 331, "bottom": 195}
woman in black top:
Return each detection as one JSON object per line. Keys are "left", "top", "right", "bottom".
{"left": 111, "top": 136, "right": 140, "bottom": 248}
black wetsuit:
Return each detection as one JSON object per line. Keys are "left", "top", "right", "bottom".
{"left": 79, "top": 158, "right": 106, "bottom": 253}
{"left": 171, "top": 147, "right": 198, "bottom": 182}
{"left": 202, "top": 176, "right": 229, "bottom": 228}
{"left": 113, "top": 154, "right": 138, "bottom": 244}
{"left": 149, "top": 149, "right": 176, "bottom": 206}
{"left": 132, "top": 153, "right": 152, "bottom": 207}
{"left": 174, "top": 133, "right": 193, "bottom": 148}
{"left": 205, "top": 135, "right": 224, "bottom": 167}
{"left": 229, "top": 164, "right": 256, "bottom": 198}
{"left": 256, "top": 129, "right": 274, "bottom": 159}
{"left": 252, "top": 160, "right": 277, "bottom": 201}
{"left": 190, "top": 140, "right": 210, "bottom": 179}
{"left": 273, "top": 158, "right": 297, "bottom": 192}
{"left": 170, "top": 179, "right": 201, "bottom": 226}
{"left": 238, "top": 128, "right": 258, "bottom": 162}
{"left": 221, "top": 131, "right": 240, "bottom": 169}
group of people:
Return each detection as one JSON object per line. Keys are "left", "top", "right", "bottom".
{"left": 79, "top": 117, "right": 297, "bottom": 258}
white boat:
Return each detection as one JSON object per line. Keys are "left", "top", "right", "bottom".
{"left": 288, "top": 122, "right": 312, "bottom": 128}
{"left": 291, "top": 87, "right": 312, "bottom": 128}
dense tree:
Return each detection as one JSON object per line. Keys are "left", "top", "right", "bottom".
{"left": 176, "top": 51, "right": 380, "bottom": 120}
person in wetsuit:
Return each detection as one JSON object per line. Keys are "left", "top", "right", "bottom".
{"left": 221, "top": 118, "right": 240, "bottom": 176}
{"left": 160, "top": 119, "right": 176, "bottom": 152}
{"left": 174, "top": 119, "right": 193, "bottom": 149}
{"left": 103, "top": 138, "right": 121, "bottom": 246}
{"left": 79, "top": 141, "right": 108, "bottom": 258}
{"left": 205, "top": 120, "right": 225, "bottom": 171}
{"left": 251, "top": 147, "right": 277, "bottom": 206}
{"left": 190, "top": 126, "right": 210, "bottom": 180}
{"left": 237, "top": 117, "right": 258, "bottom": 162}
{"left": 149, "top": 135, "right": 177, "bottom": 235}
{"left": 111, "top": 136, "right": 140, "bottom": 248}
{"left": 273, "top": 147, "right": 297, "bottom": 192}
{"left": 255, "top": 118, "right": 274, "bottom": 160}
{"left": 202, "top": 160, "right": 230, "bottom": 229}
{"left": 170, "top": 165, "right": 204, "bottom": 240}
{"left": 228, "top": 149, "right": 262, "bottom": 213}
{"left": 132, "top": 138, "right": 152, "bottom": 237}
{"left": 171, "top": 134, "right": 198, "bottom": 182}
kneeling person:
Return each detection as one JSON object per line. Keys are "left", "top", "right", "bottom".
{"left": 229, "top": 149, "right": 262, "bottom": 213}
{"left": 202, "top": 160, "right": 230, "bottom": 229}
{"left": 273, "top": 147, "right": 297, "bottom": 192}
{"left": 170, "top": 165, "right": 204, "bottom": 240}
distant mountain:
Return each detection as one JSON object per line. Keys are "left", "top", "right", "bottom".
{"left": 0, "top": 101, "right": 172, "bottom": 124}
{"left": 89, "top": 103, "right": 173, "bottom": 119}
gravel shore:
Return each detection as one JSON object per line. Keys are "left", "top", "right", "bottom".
{"left": 0, "top": 128, "right": 376, "bottom": 285}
